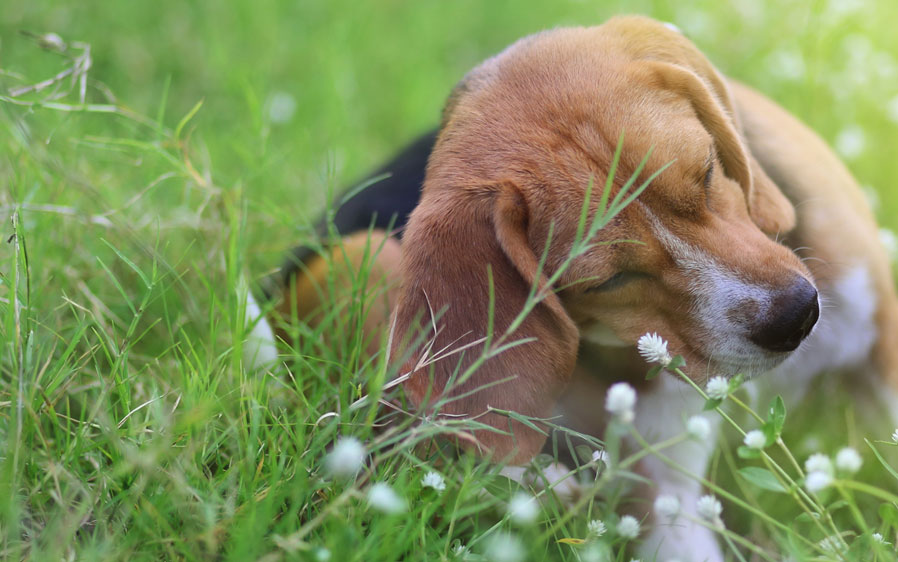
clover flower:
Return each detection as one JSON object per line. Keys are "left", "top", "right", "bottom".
{"left": 686, "top": 416, "right": 712, "bottom": 441}
{"left": 587, "top": 519, "right": 607, "bottom": 538}
{"left": 367, "top": 483, "right": 406, "bottom": 514}
{"left": 484, "top": 532, "right": 526, "bottom": 562}
{"left": 743, "top": 430, "right": 766, "bottom": 450}
{"left": 696, "top": 495, "right": 723, "bottom": 524}
{"left": 654, "top": 495, "right": 680, "bottom": 520}
{"left": 605, "top": 382, "right": 637, "bottom": 423}
{"left": 805, "top": 471, "right": 833, "bottom": 493}
{"left": 617, "top": 515, "right": 641, "bottom": 539}
{"left": 326, "top": 436, "right": 366, "bottom": 478}
{"left": 804, "top": 453, "right": 833, "bottom": 476}
{"left": 422, "top": 471, "right": 447, "bottom": 492}
{"left": 507, "top": 492, "right": 539, "bottom": 526}
{"left": 705, "top": 376, "right": 729, "bottom": 400}
{"left": 835, "top": 447, "right": 862, "bottom": 474}
{"left": 637, "top": 332, "right": 672, "bottom": 367}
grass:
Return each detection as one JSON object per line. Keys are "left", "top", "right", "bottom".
{"left": 2, "top": 0, "right": 898, "bottom": 560}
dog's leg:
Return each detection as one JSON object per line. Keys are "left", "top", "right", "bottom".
{"left": 633, "top": 375, "right": 724, "bottom": 562}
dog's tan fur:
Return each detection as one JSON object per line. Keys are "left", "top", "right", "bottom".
{"left": 277, "top": 15, "right": 898, "bottom": 559}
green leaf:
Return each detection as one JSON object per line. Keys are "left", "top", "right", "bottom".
{"left": 738, "top": 467, "right": 787, "bottom": 493}
{"left": 703, "top": 398, "right": 723, "bottom": 411}
{"left": 728, "top": 373, "right": 745, "bottom": 392}
{"left": 174, "top": 98, "right": 204, "bottom": 141}
{"left": 737, "top": 446, "right": 761, "bottom": 460}
{"left": 667, "top": 355, "right": 686, "bottom": 370}
{"left": 646, "top": 365, "right": 663, "bottom": 380}
{"left": 865, "top": 438, "right": 898, "bottom": 482}
{"left": 767, "top": 395, "right": 786, "bottom": 436}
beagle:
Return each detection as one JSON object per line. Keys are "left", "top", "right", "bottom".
{"left": 273, "top": 16, "right": 898, "bottom": 560}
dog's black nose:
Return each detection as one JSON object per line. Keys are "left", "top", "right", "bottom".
{"left": 750, "top": 277, "right": 819, "bottom": 353}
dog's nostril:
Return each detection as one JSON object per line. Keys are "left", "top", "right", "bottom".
{"left": 750, "top": 277, "right": 819, "bottom": 353}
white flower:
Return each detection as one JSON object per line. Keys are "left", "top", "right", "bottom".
{"left": 587, "top": 519, "right": 607, "bottom": 538}
{"left": 507, "top": 492, "right": 539, "bottom": 526}
{"left": 696, "top": 495, "right": 723, "bottom": 523}
{"left": 591, "top": 449, "right": 610, "bottom": 467}
{"left": 705, "top": 376, "right": 729, "bottom": 400}
{"left": 367, "top": 483, "right": 406, "bottom": 514}
{"left": 637, "top": 332, "right": 672, "bottom": 366}
{"left": 326, "top": 436, "right": 366, "bottom": 478}
{"left": 835, "top": 447, "right": 862, "bottom": 474}
{"left": 743, "top": 430, "right": 766, "bottom": 450}
{"left": 872, "top": 532, "right": 890, "bottom": 545}
{"left": 266, "top": 91, "right": 297, "bottom": 124}
{"left": 686, "top": 416, "right": 712, "bottom": 441}
{"left": 617, "top": 515, "right": 641, "bottom": 539}
{"left": 818, "top": 534, "right": 846, "bottom": 554}
{"left": 484, "top": 532, "right": 526, "bottom": 562}
{"left": 654, "top": 495, "right": 680, "bottom": 520}
{"left": 835, "top": 126, "right": 865, "bottom": 160}
{"left": 805, "top": 470, "right": 833, "bottom": 493}
{"left": 314, "top": 547, "right": 331, "bottom": 561}
{"left": 451, "top": 542, "right": 472, "bottom": 559}
{"left": 605, "top": 382, "right": 637, "bottom": 423}
{"left": 804, "top": 453, "right": 834, "bottom": 476}
{"left": 422, "top": 471, "right": 446, "bottom": 492}
{"left": 891, "top": 428, "right": 898, "bottom": 443}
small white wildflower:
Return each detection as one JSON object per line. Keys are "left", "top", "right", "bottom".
{"left": 367, "top": 483, "right": 406, "bottom": 514}
{"left": 484, "top": 532, "right": 526, "bottom": 562}
{"left": 805, "top": 470, "right": 833, "bottom": 493}
{"left": 743, "top": 430, "right": 766, "bottom": 450}
{"left": 818, "top": 534, "right": 846, "bottom": 554}
{"left": 686, "top": 416, "right": 712, "bottom": 441}
{"left": 421, "top": 471, "right": 446, "bottom": 492}
{"left": 654, "top": 495, "right": 680, "bottom": 520}
{"left": 835, "top": 126, "right": 865, "bottom": 160}
{"left": 705, "top": 376, "right": 729, "bottom": 400}
{"left": 266, "top": 91, "right": 297, "bottom": 124}
{"left": 696, "top": 495, "right": 723, "bottom": 523}
{"left": 872, "top": 532, "right": 890, "bottom": 545}
{"left": 804, "top": 453, "right": 834, "bottom": 476}
{"left": 587, "top": 519, "right": 607, "bottom": 538}
{"left": 591, "top": 449, "right": 610, "bottom": 467}
{"left": 326, "top": 436, "right": 366, "bottom": 478}
{"left": 892, "top": 428, "right": 898, "bottom": 443}
{"left": 616, "top": 515, "right": 641, "bottom": 539}
{"left": 637, "top": 332, "right": 672, "bottom": 366}
{"left": 835, "top": 447, "right": 862, "bottom": 474}
{"left": 507, "top": 492, "right": 539, "bottom": 526}
{"left": 451, "top": 542, "right": 472, "bottom": 559}
{"left": 605, "top": 382, "right": 637, "bottom": 423}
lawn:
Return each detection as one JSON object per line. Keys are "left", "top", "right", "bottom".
{"left": 2, "top": 0, "right": 898, "bottom": 560}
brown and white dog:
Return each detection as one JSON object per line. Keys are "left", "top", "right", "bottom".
{"left": 271, "top": 16, "right": 898, "bottom": 560}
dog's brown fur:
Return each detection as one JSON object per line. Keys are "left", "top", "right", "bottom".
{"left": 276, "top": 13, "right": 898, "bottom": 523}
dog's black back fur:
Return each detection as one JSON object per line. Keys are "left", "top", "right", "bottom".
{"left": 274, "top": 129, "right": 437, "bottom": 294}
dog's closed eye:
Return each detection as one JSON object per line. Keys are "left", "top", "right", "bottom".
{"left": 587, "top": 271, "right": 651, "bottom": 293}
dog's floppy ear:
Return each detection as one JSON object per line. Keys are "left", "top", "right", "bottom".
{"left": 606, "top": 16, "right": 795, "bottom": 234}
{"left": 391, "top": 180, "right": 579, "bottom": 464}
{"left": 644, "top": 60, "right": 796, "bottom": 234}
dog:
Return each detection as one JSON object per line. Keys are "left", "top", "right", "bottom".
{"left": 272, "top": 16, "right": 898, "bottom": 560}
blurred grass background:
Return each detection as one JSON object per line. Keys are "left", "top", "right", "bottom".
{"left": 2, "top": 0, "right": 898, "bottom": 560}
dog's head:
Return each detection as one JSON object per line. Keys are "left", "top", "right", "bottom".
{"left": 391, "top": 16, "right": 818, "bottom": 461}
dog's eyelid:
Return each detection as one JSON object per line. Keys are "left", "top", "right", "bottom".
{"left": 586, "top": 271, "right": 649, "bottom": 293}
